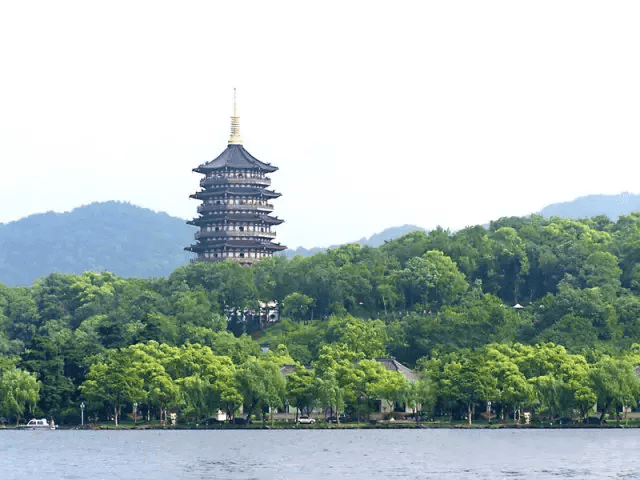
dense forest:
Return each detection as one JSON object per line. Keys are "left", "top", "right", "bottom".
{"left": 2, "top": 212, "right": 640, "bottom": 426}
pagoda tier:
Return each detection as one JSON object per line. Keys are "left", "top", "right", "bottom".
{"left": 187, "top": 213, "right": 284, "bottom": 227}
{"left": 185, "top": 94, "right": 285, "bottom": 266}
{"left": 190, "top": 187, "right": 281, "bottom": 200}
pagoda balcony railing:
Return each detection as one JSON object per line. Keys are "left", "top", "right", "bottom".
{"left": 191, "top": 256, "right": 262, "bottom": 264}
{"left": 197, "top": 203, "right": 274, "bottom": 214}
{"left": 200, "top": 176, "right": 271, "bottom": 187}
{"left": 195, "top": 230, "right": 277, "bottom": 239}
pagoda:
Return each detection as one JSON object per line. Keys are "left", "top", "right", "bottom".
{"left": 185, "top": 91, "right": 286, "bottom": 265}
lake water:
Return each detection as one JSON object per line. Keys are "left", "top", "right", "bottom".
{"left": 1, "top": 428, "right": 639, "bottom": 479}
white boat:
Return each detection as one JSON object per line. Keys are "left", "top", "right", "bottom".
{"left": 24, "top": 418, "right": 57, "bottom": 429}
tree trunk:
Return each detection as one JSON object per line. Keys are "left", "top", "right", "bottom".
{"left": 599, "top": 410, "right": 606, "bottom": 424}
{"left": 599, "top": 402, "right": 609, "bottom": 425}
{"left": 114, "top": 406, "right": 119, "bottom": 427}
{"left": 468, "top": 404, "right": 472, "bottom": 425}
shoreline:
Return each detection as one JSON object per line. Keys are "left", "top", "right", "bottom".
{"left": 4, "top": 421, "right": 629, "bottom": 431}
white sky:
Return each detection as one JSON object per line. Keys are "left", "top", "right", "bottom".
{"left": 1, "top": 1, "right": 639, "bottom": 249}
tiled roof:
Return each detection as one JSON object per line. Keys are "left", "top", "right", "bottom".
{"left": 195, "top": 145, "right": 277, "bottom": 173}
{"left": 186, "top": 240, "right": 286, "bottom": 252}
{"left": 192, "top": 187, "right": 281, "bottom": 198}
{"left": 280, "top": 364, "right": 312, "bottom": 376}
{"left": 375, "top": 358, "right": 420, "bottom": 382}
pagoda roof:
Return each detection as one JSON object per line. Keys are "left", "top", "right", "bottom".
{"left": 185, "top": 240, "right": 286, "bottom": 252}
{"left": 191, "top": 187, "right": 281, "bottom": 199}
{"left": 195, "top": 145, "right": 277, "bottom": 173}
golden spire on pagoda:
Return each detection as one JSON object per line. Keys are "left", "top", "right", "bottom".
{"left": 228, "top": 88, "right": 243, "bottom": 145}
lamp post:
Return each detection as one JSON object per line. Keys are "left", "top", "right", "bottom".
{"left": 133, "top": 402, "right": 138, "bottom": 424}
{"left": 80, "top": 401, "right": 85, "bottom": 426}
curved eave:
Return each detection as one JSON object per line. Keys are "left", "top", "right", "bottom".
{"left": 186, "top": 241, "right": 287, "bottom": 252}
{"left": 191, "top": 189, "right": 281, "bottom": 200}
{"left": 194, "top": 145, "right": 278, "bottom": 173}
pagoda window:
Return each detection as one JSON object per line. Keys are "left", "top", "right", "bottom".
{"left": 239, "top": 253, "right": 245, "bottom": 258}
{"left": 239, "top": 226, "right": 244, "bottom": 232}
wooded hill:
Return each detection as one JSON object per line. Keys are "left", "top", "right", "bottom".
{"left": 1, "top": 192, "right": 639, "bottom": 286}
{"left": 2, "top": 211, "right": 640, "bottom": 426}
{"left": 0, "top": 201, "right": 195, "bottom": 287}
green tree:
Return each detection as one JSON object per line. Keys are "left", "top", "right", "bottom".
{"left": 0, "top": 366, "right": 40, "bottom": 425}
{"left": 80, "top": 349, "right": 144, "bottom": 426}
{"left": 314, "top": 370, "right": 345, "bottom": 421}
{"left": 326, "top": 315, "right": 388, "bottom": 359}
{"left": 509, "top": 343, "right": 594, "bottom": 419}
{"left": 439, "top": 354, "right": 497, "bottom": 425}
{"left": 486, "top": 227, "right": 529, "bottom": 303}
{"left": 357, "top": 359, "right": 408, "bottom": 418}
{"left": 160, "top": 343, "right": 241, "bottom": 420}
{"left": 236, "top": 358, "right": 285, "bottom": 422}
{"left": 590, "top": 356, "right": 640, "bottom": 425}
{"left": 124, "top": 342, "right": 181, "bottom": 422}
{"left": 480, "top": 344, "right": 533, "bottom": 423}
{"left": 282, "top": 293, "right": 314, "bottom": 322}
{"left": 405, "top": 378, "right": 436, "bottom": 421}
{"left": 396, "top": 251, "right": 467, "bottom": 311}
{"left": 285, "top": 366, "right": 316, "bottom": 420}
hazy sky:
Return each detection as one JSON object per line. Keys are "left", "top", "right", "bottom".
{"left": 1, "top": 1, "right": 639, "bottom": 248}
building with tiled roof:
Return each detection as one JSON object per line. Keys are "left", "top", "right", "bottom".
{"left": 375, "top": 358, "right": 420, "bottom": 382}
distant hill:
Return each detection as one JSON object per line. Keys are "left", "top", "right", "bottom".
{"left": 357, "top": 224, "right": 424, "bottom": 247}
{"left": 539, "top": 192, "right": 640, "bottom": 220}
{"left": 0, "top": 202, "right": 196, "bottom": 286}
{"left": 282, "top": 225, "right": 424, "bottom": 258}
